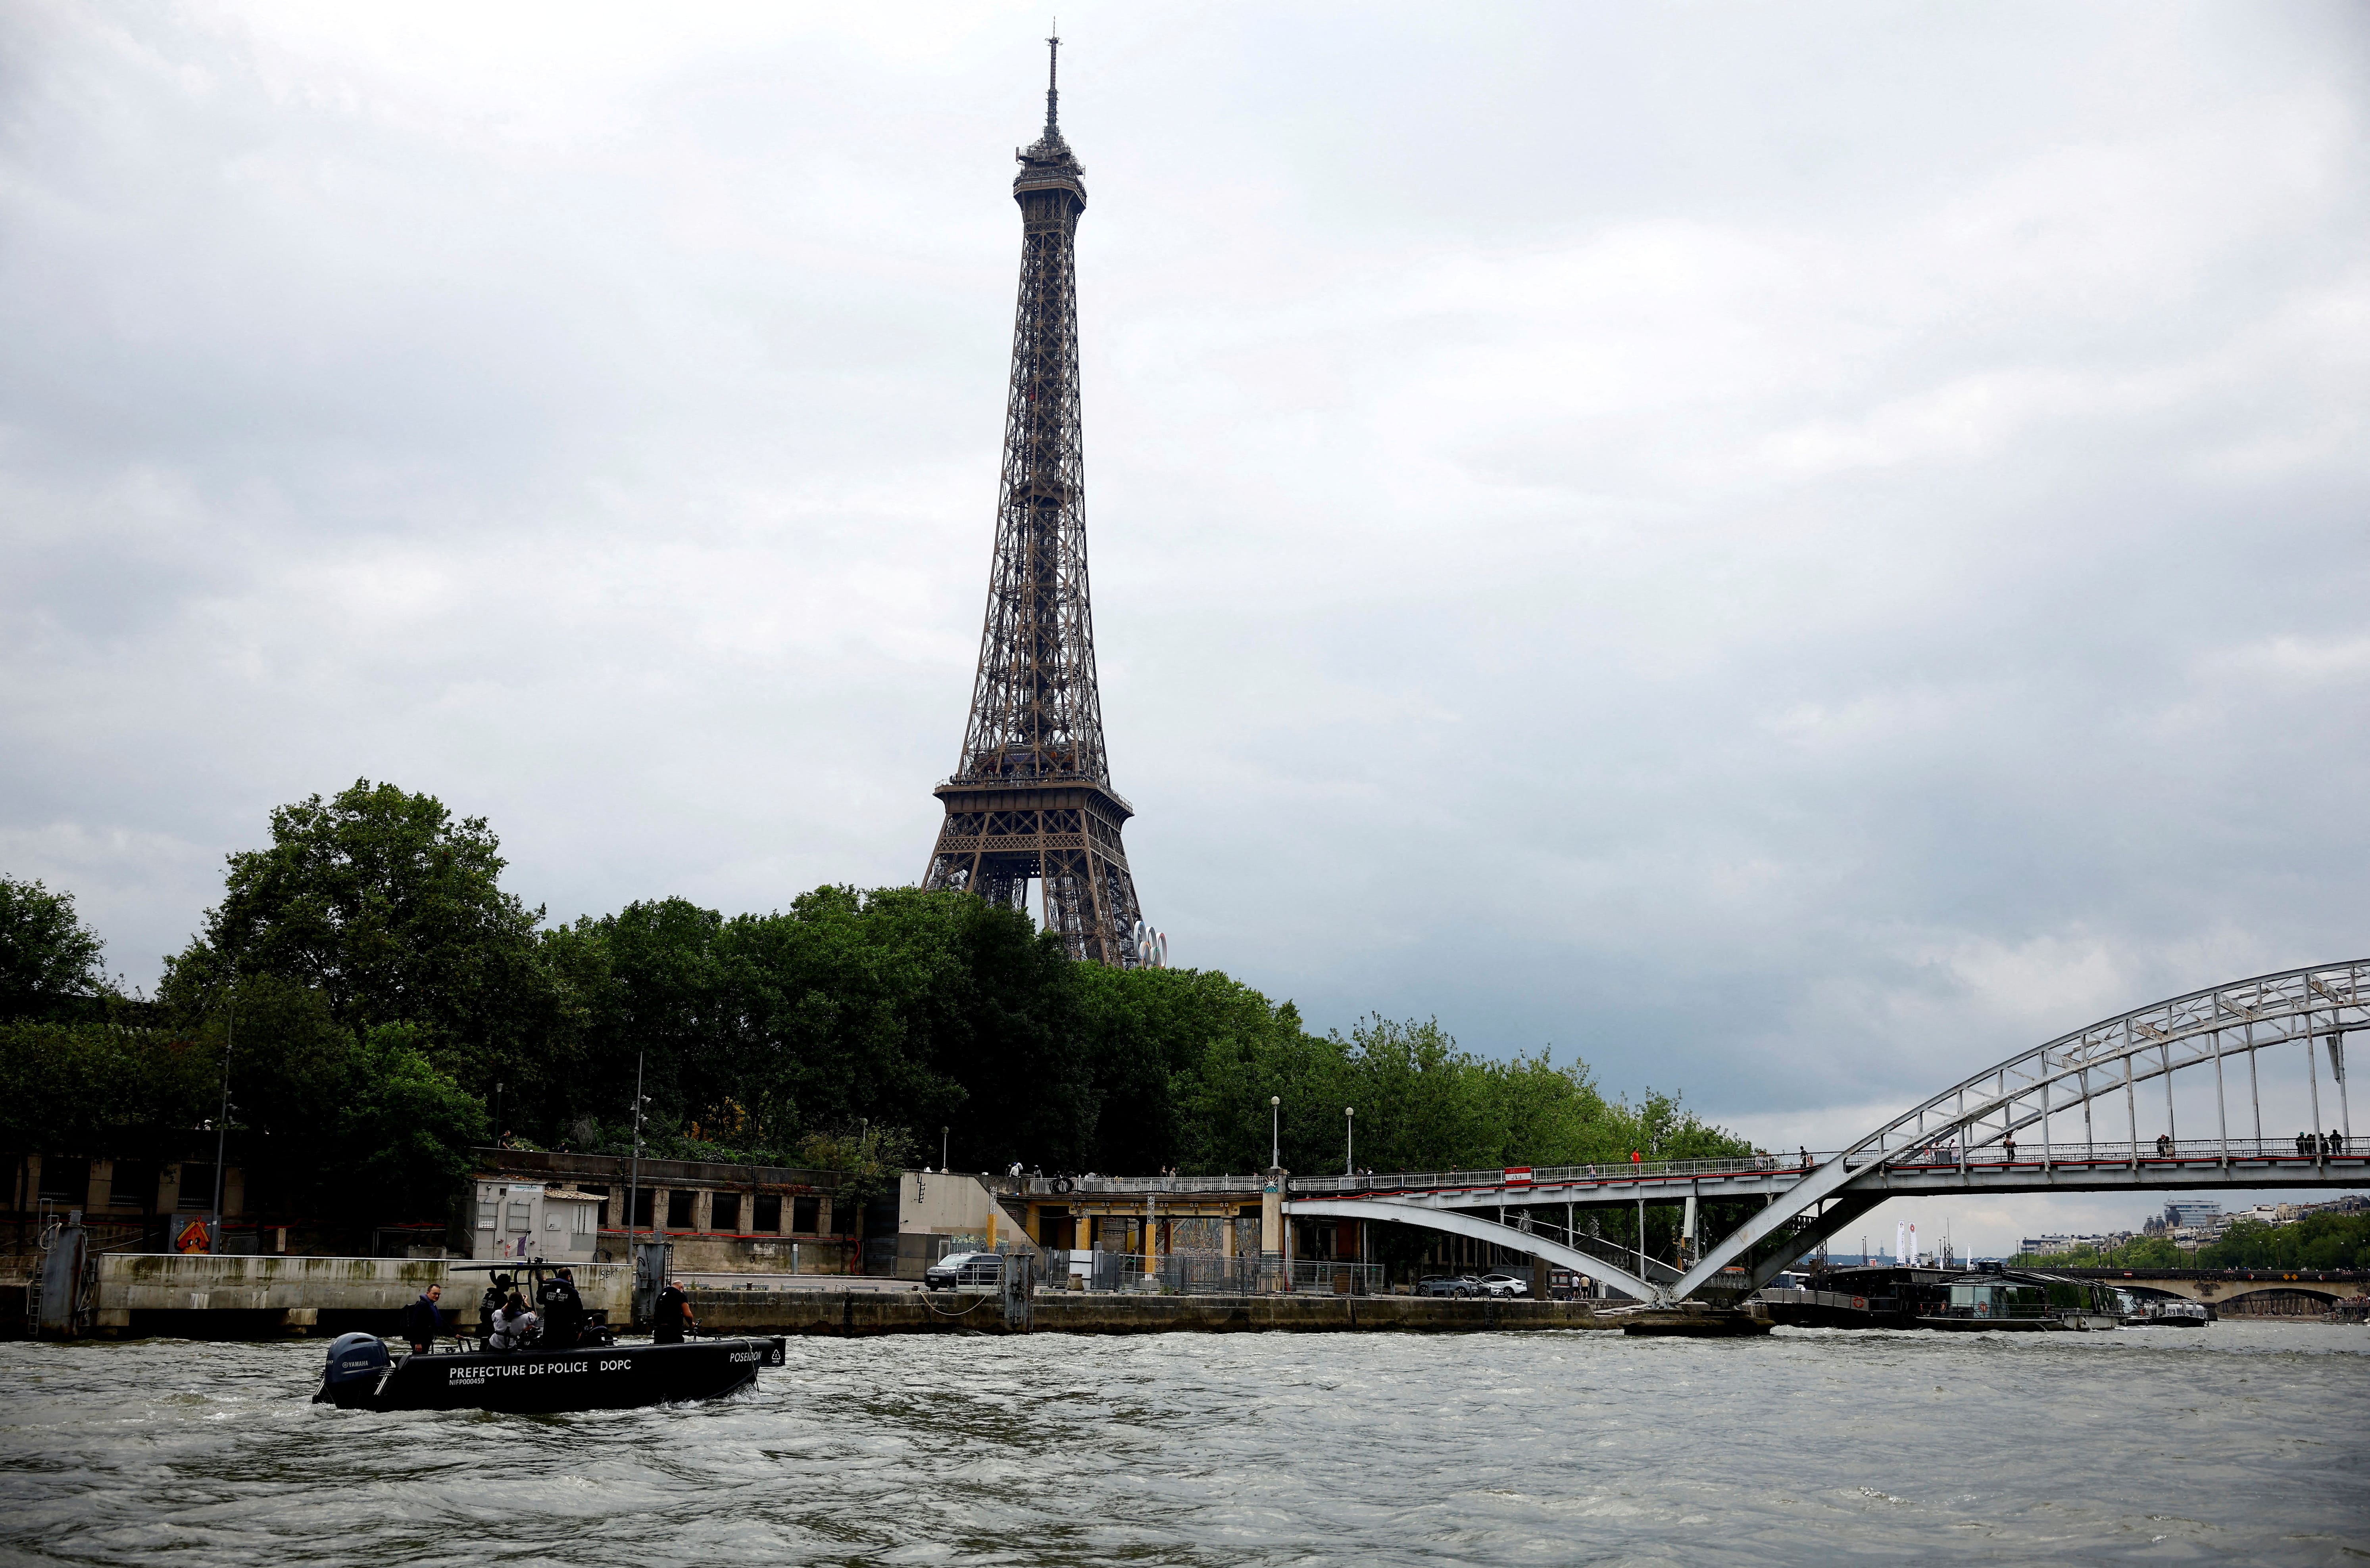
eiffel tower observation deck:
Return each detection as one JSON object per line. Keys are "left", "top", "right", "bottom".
{"left": 922, "top": 36, "right": 1147, "bottom": 966}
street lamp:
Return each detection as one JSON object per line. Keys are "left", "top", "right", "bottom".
{"left": 1344, "top": 1107, "right": 1355, "bottom": 1175}
{"left": 1270, "top": 1096, "right": 1281, "bottom": 1169}
{"left": 626, "top": 1052, "right": 648, "bottom": 1251}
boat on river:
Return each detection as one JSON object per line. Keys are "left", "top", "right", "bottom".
{"left": 1758, "top": 1264, "right": 2124, "bottom": 1332}
{"left": 2120, "top": 1296, "right": 2212, "bottom": 1328}
{"left": 314, "top": 1256, "right": 785, "bottom": 1413}
{"left": 314, "top": 1330, "right": 788, "bottom": 1413}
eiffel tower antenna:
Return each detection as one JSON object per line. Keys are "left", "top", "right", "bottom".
{"left": 922, "top": 39, "right": 1149, "bottom": 966}
{"left": 1046, "top": 25, "right": 1060, "bottom": 131}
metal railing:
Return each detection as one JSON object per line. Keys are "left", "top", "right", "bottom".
{"left": 1032, "top": 1249, "right": 1386, "bottom": 1296}
{"left": 1019, "top": 1174, "right": 1267, "bottom": 1196}
{"left": 1286, "top": 1156, "right": 1828, "bottom": 1195}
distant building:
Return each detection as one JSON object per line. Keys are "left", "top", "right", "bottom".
{"left": 2018, "top": 1232, "right": 2125, "bottom": 1255}
{"left": 2163, "top": 1200, "right": 2223, "bottom": 1230}
{"left": 472, "top": 1148, "right": 859, "bottom": 1274}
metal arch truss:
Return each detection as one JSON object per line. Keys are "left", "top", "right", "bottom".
{"left": 1287, "top": 1198, "right": 1666, "bottom": 1303}
{"left": 921, "top": 50, "right": 1148, "bottom": 967}
{"left": 1671, "top": 960, "right": 2368, "bottom": 1301}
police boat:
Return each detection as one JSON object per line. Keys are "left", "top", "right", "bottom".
{"left": 314, "top": 1259, "right": 786, "bottom": 1414}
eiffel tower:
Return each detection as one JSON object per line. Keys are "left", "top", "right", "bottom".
{"left": 921, "top": 36, "right": 1147, "bottom": 966}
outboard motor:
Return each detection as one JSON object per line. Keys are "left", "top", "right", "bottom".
{"left": 314, "top": 1332, "right": 392, "bottom": 1406}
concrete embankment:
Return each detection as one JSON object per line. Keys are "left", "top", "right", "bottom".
{"left": 7, "top": 1250, "right": 1765, "bottom": 1338}
{"left": 689, "top": 1288, "right": 1770, "bottom": 1337}
{"left": 8, "top": 1253, "right": 632, "bottom": 1339}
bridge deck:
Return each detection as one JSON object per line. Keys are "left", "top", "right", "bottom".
{"left": 1288, "top": 1145, "right": 2369, "bottom": 1209}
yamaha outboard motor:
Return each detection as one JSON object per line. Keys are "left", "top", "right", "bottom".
{"left": 314, "top": 1332, "right": 392, "bottom": 1406}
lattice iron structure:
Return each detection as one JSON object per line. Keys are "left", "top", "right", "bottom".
{"left": 923, "top": 36, "right": 1146, "bottom": 965}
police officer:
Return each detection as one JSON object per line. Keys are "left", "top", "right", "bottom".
{"left": 538, "top": 1267, "right": 585, "bottom": 1349}
{"left": 652, "top": 1276, "right": 696, "bottom": 1344}
{"left": 479, "top": 1272, "right": 514, "bottom": 1347}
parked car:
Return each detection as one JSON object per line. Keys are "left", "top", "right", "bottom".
{"left": 1418, "top": 1274, "right": 1484, "bottom": 1297}
{"left": 1476, "top": 1272, "right": 1532, "bottom": 1298}
{"left": 924, "top": 1251, "right": 1005, "bottom": 1290}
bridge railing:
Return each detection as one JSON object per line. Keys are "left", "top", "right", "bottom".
{"left": 1286, "top": 1136, "right": 2360, "bottom": 1198}
{"left": 1287, "top": 1155, "right": 1826, "bottom": 1195}
{"left": 1019, "top": 1175, "right": 1267, "bottom": 1196}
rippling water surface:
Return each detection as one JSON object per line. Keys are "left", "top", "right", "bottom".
{"left": 2, "top": 1322, "right": 2365, "bottom": 1566}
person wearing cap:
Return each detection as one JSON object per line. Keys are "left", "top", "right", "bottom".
{"left": 478, "top": 1272, "right": 514, "bottom": 1347}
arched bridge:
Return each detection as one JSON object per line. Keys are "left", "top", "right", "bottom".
{"left": 1284, "top": 961, "right": 2367, "bottom": 1303}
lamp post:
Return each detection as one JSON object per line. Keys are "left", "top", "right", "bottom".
{"left": 1344, "top": 1107, "right": 1355, "bottom": 1176}
{"left": 1270, "top": 1096, "right": 1281, "bottom": 1169}
{"left": 626, "top": 1053, "right": 647, "bottom": 1251}
{"left": 208, "top": 974, "right": 235, "bottom": 1254}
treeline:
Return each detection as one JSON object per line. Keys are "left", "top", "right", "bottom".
{"left": 3, "top": 779, "right": 1745, "bottom": 1236}
{"left": 2009, "top": 1212, "right": 2370, "bottom": 1272}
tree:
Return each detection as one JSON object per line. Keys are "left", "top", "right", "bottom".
{"left": 0, "top": 875, "right": 108, "bottom": 1018}
{"left": 161, "top": 780, "right": 557, "bottom": 1098}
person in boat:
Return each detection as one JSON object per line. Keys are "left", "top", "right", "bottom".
{"left": 486, "top": 1290, "right": 540, "bottom": 1353}
{"left": 538, "top": 1267, "right": 585, "bottom": 1348}
{"left": 652, "top": 1276, "right": 697, "bottom": 1344}
{"left": 479, "top": 1272, "right": 515, "bottom": 1343}
{"left": 402, "top": 1283, "right": 445, "bottom": 1355}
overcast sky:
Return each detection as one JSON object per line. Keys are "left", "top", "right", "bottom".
{"left": 5, "top": 3, "right": 2365, "bottom": 1250}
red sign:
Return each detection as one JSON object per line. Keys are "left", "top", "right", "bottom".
{"left": 175, "top": 1218, "right": 211, "bottom": 1254}
{"left": 1503, "top": 1167, "right": 1532, "bottom": 1185}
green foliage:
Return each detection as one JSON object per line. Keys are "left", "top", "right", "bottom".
{"left": 536, "top": 885, "right": 1088, "bottom": 1171}
{"left": 1179, "top": 1011, "right": 1748, "bottom": 1177}
{"left": 160, "top": 779, "right": 558, "bottom": 1101}
{"left": 337, "top": 1024, "right": 488, "bottom": 1219}
{"left": 0, "top": 874, "right": 109, "bottom": 1018}
{"left": 0, "top": 1017, "right": 217, "bottom": 1156}
{"left": 2008, "top": 1235, "right": 2187, "bottom": 1269}
{"left": 14, "top": 783, "right": 1755, "bottom": 1240}
{"left": 2196, "top": 1213, "right": 2370, "bottom": 1270}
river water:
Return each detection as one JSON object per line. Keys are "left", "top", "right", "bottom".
{"left": 2, "top": 1322, "right": 2364, "bottom": 1566}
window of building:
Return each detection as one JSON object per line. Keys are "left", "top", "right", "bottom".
{"left": 506, "top": 1199, "right": 532, "bottom": 1233}
{"left": 580, "top": 1185, "right": 609, "bottom": 1229}
{"left": 792, "top": 1194, "right": 821, "bottom": 1234}
{"left": 666, "top": 1190, "right": 695, "bottom": 1229}
{"left": 476, "top": 1188, "right": 498, "bottom": 1230}
{"left": 630, "top": 1188, "right": 654, "bottom": 1227}
{"left": 712, "top": 1192, "right": 743, "bottom": 1232}
{"left": 753, "top": 1193, "right": 781, "bottom": 1233}
{"left": 38, "top": 1157, "right": 90, "bottom": 1204}
{"left": 108, "top": 1161, "right": 156, "bottom": 1209}
{"left": 176, "top": 1163, "right": 217, "bottom": 1211}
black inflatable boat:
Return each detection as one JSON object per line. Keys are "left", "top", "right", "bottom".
{"left": 314, "top": 1332, "right": 788, "bottom": 1414}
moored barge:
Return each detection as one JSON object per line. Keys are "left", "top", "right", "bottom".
{"left": 1759, "top": 1264, "right": 2124, "bottom": 1332}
